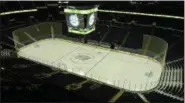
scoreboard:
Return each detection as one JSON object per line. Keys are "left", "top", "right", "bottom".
{"left": 64, "top": 6, "right": 98, "bottom": 35}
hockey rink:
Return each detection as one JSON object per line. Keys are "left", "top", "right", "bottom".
{"left": 18, "top": 38, "right": 163, "bottom": 92}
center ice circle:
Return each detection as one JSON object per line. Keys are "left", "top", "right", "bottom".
{"left": 75, "top": 54, "right": 91, "bottom": 61}
{"left": 71, "top": 53, "right": 94, "bottom": 64}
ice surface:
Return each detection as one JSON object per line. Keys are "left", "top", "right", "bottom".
{"left": 18, "top": 38, "right": 163, "bottom": 92}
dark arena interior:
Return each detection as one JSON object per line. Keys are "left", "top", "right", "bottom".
{"left": 0, "top": 1, "right": 184, "bottom": 103}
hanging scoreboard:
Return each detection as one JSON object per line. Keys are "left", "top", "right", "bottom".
{"left": 64, "top": 6, "right": 98, "bottom": 35}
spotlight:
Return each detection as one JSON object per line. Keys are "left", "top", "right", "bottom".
{"left": 8, "top": 18, "right": 15, "bottom": 25}
{"left": 152, "top": 22, "right": 156, "bottom": 26}
{"left": 1, "top": 67, "right": 5, "bottom": 70}
{"left": 30, "top": 16, "right": 35, "bottom": 19}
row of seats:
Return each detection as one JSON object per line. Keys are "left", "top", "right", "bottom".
{"left": 0, "top": 49, "right": 16, "bottom": 58}
{"left": 155, "top": 60, "right": 184, "bottom": 101}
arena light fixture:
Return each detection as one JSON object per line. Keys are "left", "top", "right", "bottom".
{"left": 0, "top": 9, "right": 38, "bottom": 16}
{"left": 98, "top": 9, "right": 184, "bottom": 20}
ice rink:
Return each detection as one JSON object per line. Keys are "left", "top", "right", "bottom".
{"left": 18, "top": 38, "right": 163, "bottom": 92}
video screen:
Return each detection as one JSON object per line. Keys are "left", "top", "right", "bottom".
{"left": 66, "top": 13, "right": 84, "bottom": 29}
{"left": 86, "top": 12, "right": 97, "bottom": 29}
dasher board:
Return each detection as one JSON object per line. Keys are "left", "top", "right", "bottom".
{"left": 18, "top": 38, "right": 163, "bottom": 92}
